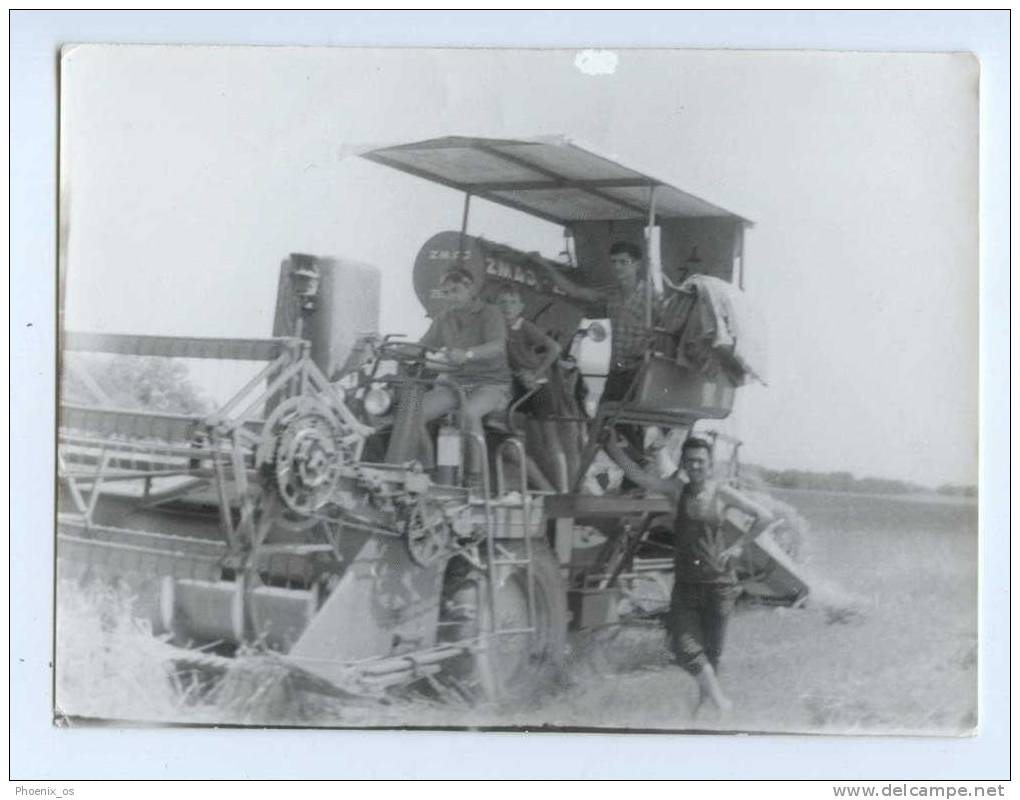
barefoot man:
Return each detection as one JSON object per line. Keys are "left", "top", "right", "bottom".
{"left": 605, "top": 431, "right": 780, "bottom": 714}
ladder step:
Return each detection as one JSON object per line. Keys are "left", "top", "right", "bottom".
{"left": 258, "top": 543, "right": 335, "bottom": 555}
{"left": 491, "top": 626, "right": 536, "bottom": 636}
{"left": 490, "top": 558, "right": 531, "bottom": 567}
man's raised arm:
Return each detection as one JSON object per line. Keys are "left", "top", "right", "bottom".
{"left": 604, "top": 429, "right": 679, "bottom": 501}
{"left": 534, "top": 259, "right": 603, "bottom": 304}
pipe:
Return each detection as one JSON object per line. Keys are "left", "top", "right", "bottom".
{"left": 645, "top": 185, "right": 659, "bottom": 327}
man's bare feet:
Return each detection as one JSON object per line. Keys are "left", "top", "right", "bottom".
{"left": 694, "top": 664, "right": 733, "bottom": 717}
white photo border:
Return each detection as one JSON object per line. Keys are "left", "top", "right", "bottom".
{"left": 10, "top": 9, "right": 1010, "bottom": 780}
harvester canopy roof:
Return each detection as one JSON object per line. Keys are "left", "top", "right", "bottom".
{"left": 352, "top": 135, "right": 752, "bottom": 227}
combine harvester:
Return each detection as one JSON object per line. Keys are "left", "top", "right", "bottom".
{"left": 58, "top": 136, "right": 810, "bottom": 705}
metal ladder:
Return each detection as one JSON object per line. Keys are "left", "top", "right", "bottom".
{"left": 468, "top": 434, "right": 538, "bottom": 650}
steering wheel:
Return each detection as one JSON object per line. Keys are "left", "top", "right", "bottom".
{"left": 375, "top": 340, "right": 457, "bottom": 379}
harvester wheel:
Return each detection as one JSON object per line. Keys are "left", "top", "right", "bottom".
{"left": 437, "top": 541, "right": 567, "bottom": 704}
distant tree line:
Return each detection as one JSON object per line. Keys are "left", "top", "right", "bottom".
{"left": 933, "top": 483, "right": 979, "bottom": 498}
{"left": 742, "top": 464, "right": 976, "bottom": 498}
{"left": 62, "top": 354, "right": 212, "bottom": 415}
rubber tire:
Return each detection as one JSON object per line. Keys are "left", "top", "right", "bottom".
{"left": 496, "top": 539, "right": 568, "bottom": 694}
{"left": 438, "top": 539, "right": 567, "bottom": 704}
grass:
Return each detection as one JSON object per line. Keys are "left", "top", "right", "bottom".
{"left": 55, "top": 579, "right": 183, "bottom": 724}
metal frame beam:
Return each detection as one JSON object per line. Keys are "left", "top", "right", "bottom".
{"left": 63, "top": 331, "right": 299, "bottom": 361}
{"left": 464, "top": 178, "right": 657, "bottom": 192}
{"left": 474, "top": 144, "right": 650, "bottom": 217}
{"left": 359, "top": 137, "right": 755, "bottom": 226}
{"left": 362, "top": 153, "right": 568, "bottom": 226}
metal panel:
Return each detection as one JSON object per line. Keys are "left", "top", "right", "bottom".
{"left": 377, "top": 146, "right": 548, "bottom": 185}
{"left": 543, "top": 494, "right": 673, "bottom": 517}
{"left": 357, "top": 136, "right": 752, "bottom": 226}
{"left": 60, "top": 404, "right": 201, "bottom": 442}
{"left": 273, "top": 257, "right": 380, "bottom": 379}
{"left": 63, "top": 331, "right": 296, "bottom": 361}
{"left": 659, "top": 217, "right": 741, "bottom": 284}
{"left": 493, "top": 142, "right": 644, "bottom": 182}
{"left": 601, "top": 185, "right": 731, "bottom": 219}
{"left": 490, "top": 188, "right": 637, "bottom": 222}
{"left": 288, "top": 535, "right": 444, "bottom": 685}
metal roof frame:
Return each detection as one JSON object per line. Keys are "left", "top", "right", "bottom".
{"left": 353, "top": 135, "right": 752, "bottom": 228}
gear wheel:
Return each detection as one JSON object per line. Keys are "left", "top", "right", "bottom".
{"left": 402, "top": 497, "right": 452, "bottom": 566}
{"left": 258, "top": 397, "right": 352, "bottom": 517}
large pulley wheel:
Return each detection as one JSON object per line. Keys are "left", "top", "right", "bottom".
{"left": 402, "top": 497, "right": 452, "bottom": 566}
{"left": 257, "top": 397, "right": 352, "bottom": 520}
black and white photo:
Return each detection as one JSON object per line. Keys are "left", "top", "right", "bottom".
{"left": 54, "top": 44, "right": 980, "bottom": 737}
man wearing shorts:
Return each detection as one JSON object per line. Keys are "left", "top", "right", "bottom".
{"left": 418, "top": 268, "right": 512, "bottom": 486}
{"left": 605, "top": 432, "right": 779, "bottom": 715}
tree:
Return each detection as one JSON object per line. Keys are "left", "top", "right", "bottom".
{"left": 63, "top": 354, "right": 211, "bottom": 415}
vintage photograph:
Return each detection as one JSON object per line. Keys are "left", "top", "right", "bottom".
{"left": 55, "top": 45, "right": 978, "bottom": 734}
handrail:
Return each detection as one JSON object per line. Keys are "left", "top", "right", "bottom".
{"left": 467, "top": 430, "right": 499, "bottom": 693}
{"left": 503, "top": 381, "right": 542, "bottom": 436}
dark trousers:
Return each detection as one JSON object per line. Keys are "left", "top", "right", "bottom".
{"left": 668, "top": 581, "right": 740, "bottom": 675}
{"left": 601, "top": 365, "right": 643, "bottom": 457}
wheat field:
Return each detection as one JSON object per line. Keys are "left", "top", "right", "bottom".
{"left": 54, "top": 490, "right": 978, "bottom": 735}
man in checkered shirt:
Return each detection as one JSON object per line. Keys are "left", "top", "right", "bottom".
{"left": 539, "top": 240, "right": 659, "bottom": 405}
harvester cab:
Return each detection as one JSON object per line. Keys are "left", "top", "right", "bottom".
{"left": 58, "top": 135, "right": 807, "bottom": 708}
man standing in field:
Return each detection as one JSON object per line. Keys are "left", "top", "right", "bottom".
{"left": 605, "top": 431, "right": 780, "bottom": 715}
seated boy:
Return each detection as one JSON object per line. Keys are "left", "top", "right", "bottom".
{"left": 496, "top": 286, "right": 578, "bottom": 491}
{"left": 495, "top": 286, "right": 561, "bottom": 414}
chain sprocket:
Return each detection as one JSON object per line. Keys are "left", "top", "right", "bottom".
{"left": 401, "top": 496, "right": 453, "bottom": 566}
{"left": 257, "top": 396, "right": 354, "bottom": 518}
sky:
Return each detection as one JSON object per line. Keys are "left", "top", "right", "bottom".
{"left": 60, "top": 46, "right": 978, "bottom": 487}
